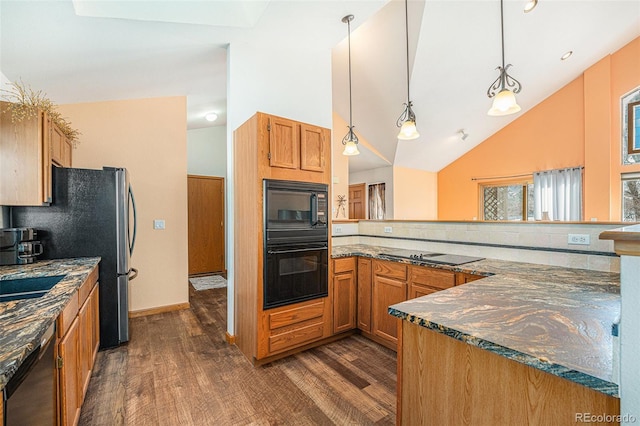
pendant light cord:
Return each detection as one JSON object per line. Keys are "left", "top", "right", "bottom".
{"left": 500, "top": 0, "right": 505, "bottom": 71}
{"left": 404, "top": 0, "right": 410, "bottom": 104}
{"left": 347, "top": 17, "right": 354, "bottom": 129}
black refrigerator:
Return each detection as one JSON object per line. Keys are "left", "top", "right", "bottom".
{"left": 11, "top": 166, "right": 137, "bottom": 348}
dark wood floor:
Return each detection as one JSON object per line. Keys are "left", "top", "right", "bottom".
{"left": 79, "top": 285, "right": 397, "bottom": 425}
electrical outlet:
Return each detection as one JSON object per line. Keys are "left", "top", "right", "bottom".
{"left": 154, "top": 219, "right": 166, "bottom": 230}
{"left": 335, "top": 226, "right": 343, "bottom": 234}
{"left": 384, "top": 226, "right": 392, "bottom": 233}
{"left": 568, "top": 234, "right": 590, "bottom": 245}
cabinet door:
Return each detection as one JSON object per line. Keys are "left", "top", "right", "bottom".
{"left": 333, "top": 270, "right": 356, "bottom": 333}
{"left": 357, "top": 258, "right": 372, "bottom": 332}
{"left": 456, "top": 272, "right": 484, "bottom": 285}
{"left": 78, "top": 296, "right": 92, "bottom": 398}
{"left": 372, "top": 275, "right": 407, "bottom": 348}
{"left": 299, "top": 124, "right": 324, "bottom": 172}
{"left": 408, "top": 283, "right": 438, "bottom": 299}
{"left": 62, "top": 138, "right": 72, "bottom": 168}
{"left": 50, "top": 121, "right": 63, "bottom": 165}
{"left": 269, "top": 116, "right": 299, "bottom": 169}
{"left": 59, "top": 317, "right": 80, "bottom": 426}
{"left": 91, "top": 286, "right": 100, "bottom": 363}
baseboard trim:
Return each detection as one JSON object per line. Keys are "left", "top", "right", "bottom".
{"left": 225, "top": 332, "right": 236, "bottom": 345}
{"left": 129, "top": 302, "right": 190, "bottom": 318}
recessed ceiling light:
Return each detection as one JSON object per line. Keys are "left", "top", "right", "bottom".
{"left": 523, "top": 0, "right": 538, "bottom": 13}
{"left": 560, "top": 51, "right": 573, "bottom": 61}
{"left": 205, "top": 112, "right": 218, "bottom": 122}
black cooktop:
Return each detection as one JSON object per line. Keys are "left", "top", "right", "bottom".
{"left": 380, "top": 249, "right": 484, "bottom": 266}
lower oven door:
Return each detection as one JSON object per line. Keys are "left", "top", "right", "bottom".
{"left": 264, "top": 243, "right": 328, "bottom": 309}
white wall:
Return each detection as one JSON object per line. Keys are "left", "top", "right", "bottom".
{"left": 187, "top": 126, "right": 226, "bottom": 177}
{"left": 226, "top": 41, "right": 333, "bottom": 335}
{"left": 0, "top": 71, "right": 10, "bottom": 87}
{"left": 349, "top": 166, "right": 394, "bottom": 219}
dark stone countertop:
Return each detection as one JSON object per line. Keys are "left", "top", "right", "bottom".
{"left": 0, "top": 257, "right": 101, "bottom": 390}
{"left": 332, "top": 244, "right": 620, "bottom": 397}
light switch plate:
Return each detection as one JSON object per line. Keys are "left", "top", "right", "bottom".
{"left": 154, "top": 219, "right": 166, "bottom": 230}
{"left": 384, "top": 226, "right": 392, "bottom": 233}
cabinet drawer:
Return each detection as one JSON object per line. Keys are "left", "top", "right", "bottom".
{"left": 78, "top": 266, "right": 98, "bottom": 306}
{"left": 334, "top": 257, "right": 356, "bottom": 274}
{"left": 269, "top": 321, "right": 324, "bottom": 354}
{"left": 374, "top": 259, "right": 407, "bottom": 280}
{"left": 57, "top": 292, "right": 79, "bottom": 338}
{"left": 268, "top": 301, "right": 324, "bottom": 330}
{"left": 409, "top": 266, "right": 455, "bottom": 290}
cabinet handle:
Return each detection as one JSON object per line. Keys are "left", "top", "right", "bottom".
{"left": 56, "top": 356, "right": 64, "bottom": 369}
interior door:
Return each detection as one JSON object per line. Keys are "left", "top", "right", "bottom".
{"left": 187, "top": 175, "right": 225, "bottom": 275}
{"left": 349, "top": 183, "right": 366, "bottom": 219}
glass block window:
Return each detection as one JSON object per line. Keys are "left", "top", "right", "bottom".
{"left": 622, "top": 173, "right": 640, "bottom": 222}
{"left": 482, "top": 182, "right": 533, "bottom": 221}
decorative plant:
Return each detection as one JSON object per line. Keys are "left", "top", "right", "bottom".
{"left": 336, "top": 194, "right": 347, "bottom": 218}
{"left": 1, "top": 80, "right": 81, "bottom": 145}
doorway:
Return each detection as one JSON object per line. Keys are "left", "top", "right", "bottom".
{"left": 349, "top": 183, "right": 366, "bottom": 219}
{"left": 187, "top": 175, "right": 225, "bottom": 275}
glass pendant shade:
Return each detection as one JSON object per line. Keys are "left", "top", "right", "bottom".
{"left": 342, "top": 140, "right": 360, "bottom": 156}
{"left": 488, "top": 89, "right": 521, "bottom": 116}
{"left": 397, "top": 120, "right": 420, "bottom": 140}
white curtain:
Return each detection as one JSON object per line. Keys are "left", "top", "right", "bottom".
{"left": 368, "top": 183, "right": 386, "bottom": 220}
{"left": 533, "top": 167, "right": 583, "bottom": 221}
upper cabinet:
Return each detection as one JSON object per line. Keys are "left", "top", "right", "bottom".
{"left": 263, "top": 113, "right": 330, "bottom": 184}
{"left": 48, "top": 114, "right": 72, "bottom": 168}
{"left": 0, "top": 102, "right": 72, "bottom": 206}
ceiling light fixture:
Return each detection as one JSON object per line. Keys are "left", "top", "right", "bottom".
{"left": 205, "top": 112, "right": 218, "bottom": 122}
{"left": 458, "top": 129, "right": 469, "bottom": 141}
{"left": 396, "top": 0, "right": 419, "bottom": 140}
{"left": 523, "top": 0, "right": 538, "bottom": 13}
{"left": 341, "top": 14, "right": 360, "bottom": 156}
{"left": 487, "top": 0, "right": 522, "bottom": 116}
{"left": 560, "top": 50, "right": 573, "bottom": 61}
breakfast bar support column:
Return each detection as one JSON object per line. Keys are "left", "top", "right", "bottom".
{"left": 600, "top": 225, "right": 640, "bottom": 420}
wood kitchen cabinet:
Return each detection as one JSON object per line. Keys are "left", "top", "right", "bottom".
{"left": 0, "top": 101, "right": 52, "bottom": 205}
{"left": 456, "top": 271, "right": 485, "bottom": 285}
{"left": 371, "top": 260, "right": 407, "bottom": 350}
{"left": 233, "top": 112, "right": 332, "bottom": 364}
{"left": 57, "top": 266, "right": 99, "bottom": 426}
{"left": 49, "top": 115, "right": 72, "bottom": 168}
{"left": 357, "top": 258, "right": 372, "bottom": 333}
{"left": 333, "top": 257, "right": 357, "bottom": 334}
{"left": 408, "top": 265, "right": 456, "bottom": 299}
{"left": 261, "top": 112, "right": 330, "bottom": 184}
{"left": 0, "top": 102, "right": 73, "bottom": 205}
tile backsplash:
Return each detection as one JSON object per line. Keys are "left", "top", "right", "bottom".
{"left": 332, "top": 221, "right": 621, "bottom": 272}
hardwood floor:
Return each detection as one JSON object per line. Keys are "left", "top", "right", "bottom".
{"left": 79, "top": 286, "right": 397, "bottom": 425}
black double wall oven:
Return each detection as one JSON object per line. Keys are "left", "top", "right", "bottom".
{"left": 264, "top": 179, "right": 328, "bottom": 309}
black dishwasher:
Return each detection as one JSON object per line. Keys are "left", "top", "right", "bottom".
{"left": 3, "top": 323, "right": 56, "bottom": 426}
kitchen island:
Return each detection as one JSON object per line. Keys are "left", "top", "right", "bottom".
{"left": 333, "top": 244, "right": 621, "bottom": 425}
{"left": 0, "top": 257, "right": 100, "bottom": 390}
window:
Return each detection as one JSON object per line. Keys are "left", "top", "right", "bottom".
{"left": 622, "top": 173, "right": 640, "bottom": 222}
{"left": 481, "top": 181, "right": 534, "bottom": 221}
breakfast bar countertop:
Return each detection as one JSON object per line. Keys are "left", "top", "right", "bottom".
{"left": 0, "top": 257, "right": 100, "bottom": 390}
{"left": 332, "top": 244, "right": 621, "bottom": 397}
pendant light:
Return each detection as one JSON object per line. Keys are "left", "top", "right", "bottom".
{"left": 487, "top": 0, "right": 522, "bottom": 116}
{"left": 341, "top": 14, "right": 360, "bottom": 156}
{"left": 396, "top": 0, "right": 419, "bottom": 140}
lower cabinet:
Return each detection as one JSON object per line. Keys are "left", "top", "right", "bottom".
{"left": 357, "top": 258, "right": 372, "bottom": 333}
{"left": 371, "top": 260, "right": 407, "bottom": 349}
{"left": 408, "top": 265, "right": 455, "bottom": 299}
{"left": 333, "top": 257, "right": 356, "bottom": 334}
{"left": 57, "top": 266, "right": 99, "bottom": 426}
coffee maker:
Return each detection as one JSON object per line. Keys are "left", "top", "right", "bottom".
{"left": 0, "top": 228, "right": 43, "bottom": 266}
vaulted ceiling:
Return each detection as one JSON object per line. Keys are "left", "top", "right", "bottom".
{"left": 1, "top": 0, "right": 639, "bottom": 173}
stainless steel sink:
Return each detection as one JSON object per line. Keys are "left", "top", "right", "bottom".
{"left": 0, "top": 275, "right": 64, "bottom": 302}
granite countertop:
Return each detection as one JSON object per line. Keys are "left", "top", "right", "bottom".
{"left": 0, "top": 257, "right": 100, "bottom": 390}
{"left": 333, "top": 244, "right": 620, "bottom": 397}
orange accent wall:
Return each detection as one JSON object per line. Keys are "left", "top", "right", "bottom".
{"left": 438, "top": 36, "right": 640, "bottom": 221}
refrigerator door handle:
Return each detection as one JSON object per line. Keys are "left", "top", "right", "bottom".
{"left": 128, "top": 185, "right": 137, "bottom": 256}
{"left": 128, "top": 268, "right": 139, "bottom": 281}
